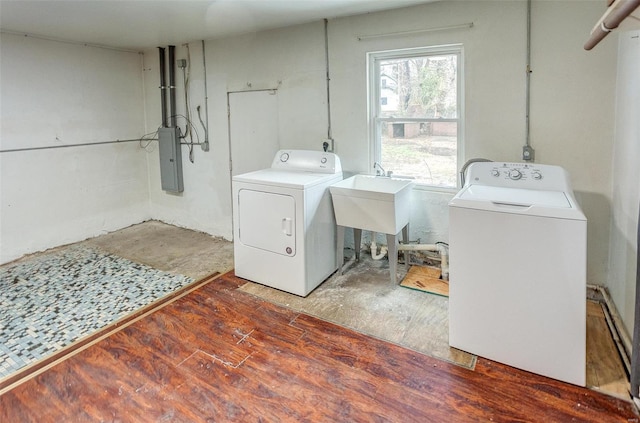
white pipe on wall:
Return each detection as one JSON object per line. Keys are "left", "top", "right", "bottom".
{"left": 368, "top": 229, "right": 450, "bottom": 279}
{"left": 397, "top": 243, "right": 449, "bottom": 280}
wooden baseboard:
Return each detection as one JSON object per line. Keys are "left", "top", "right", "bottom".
{"left": 587, "top": 283, "right": 631, "bottom": 374}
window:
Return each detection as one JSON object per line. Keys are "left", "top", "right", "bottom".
{"left": 368, "top": 45, "right": 463, "bottom": 190}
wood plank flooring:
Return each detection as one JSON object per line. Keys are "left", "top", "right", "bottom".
{"left": 587, "top": 300, "right": 630, "bottom": 399}
{"left": 400, "top": 264, "right": 449, "bottom": 297}
{"left": 1, "top": 272, "right": 638, "bottom": 422}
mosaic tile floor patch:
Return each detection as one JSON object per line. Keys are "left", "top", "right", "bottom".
{"left": 0, "top": 246, "right": 193, "bottom": 379}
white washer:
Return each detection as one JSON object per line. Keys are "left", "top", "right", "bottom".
{"left": 232, "top": 150, "right": 343, "bottom": 296}
{"left": 448, "top": 162, "right": 587, "bottom": 386}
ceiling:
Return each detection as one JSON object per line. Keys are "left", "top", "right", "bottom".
{"left": 0, "top": 0, "right": 437, "bottom": 51}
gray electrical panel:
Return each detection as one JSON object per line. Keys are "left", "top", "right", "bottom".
{"left": 158, "top": 127, "right": 183, "bottom": 193}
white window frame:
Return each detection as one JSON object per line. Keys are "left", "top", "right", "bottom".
{"left": 367, "top": 44, "right": 465, "bottom": 192}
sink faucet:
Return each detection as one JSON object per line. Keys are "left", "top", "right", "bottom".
{"left": 373, "top": 162, "right": 392, "bottom": 177}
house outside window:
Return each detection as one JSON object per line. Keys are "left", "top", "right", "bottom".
{"left": 367, "top": 45, "right": 464, "bottom": 190}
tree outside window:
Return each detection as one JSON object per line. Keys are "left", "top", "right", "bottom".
{"left": 369, "top": 45, "right": 463, "bottom": 189}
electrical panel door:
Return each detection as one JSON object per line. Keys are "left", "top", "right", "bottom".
{"left": 158, "top": 127, "right": 183, "bottom": 193}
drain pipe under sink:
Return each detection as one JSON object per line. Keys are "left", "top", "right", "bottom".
{"left": 370, "top": 232, "right": 388, "bottom": 260}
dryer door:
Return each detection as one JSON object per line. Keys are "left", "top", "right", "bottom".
{"left": 237, "top": 189, "right": 296, "bottom": 256}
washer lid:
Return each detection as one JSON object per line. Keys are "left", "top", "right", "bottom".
{"left": 450, "top": 185, "right": 586, "bottom": 220}
{"left": 459, "top": 185, "right": 571, "bottom": 208}
{"left": 233, "top": 168, "right": 343, "bottom": 189}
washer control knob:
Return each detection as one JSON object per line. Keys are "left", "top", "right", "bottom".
{"left": 532, "top": 171, "right": 542, "bottom": 180}
{"left": 508, "top": 169, "right": 522, "bottom": 180}
{"left": 280, "top": 152, "right": 290, "bottom": 162}
{"left": 491, "top": 170, "right": 500, "bottom": 177}
{"left": 321, "top": 157, "right": 327, "bottom": 164}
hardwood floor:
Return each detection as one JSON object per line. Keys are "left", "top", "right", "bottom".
{"left": 1, "top": 272, "right": 637, "bottom": 422}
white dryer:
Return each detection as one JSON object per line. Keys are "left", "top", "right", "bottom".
{"left": 232, "top": 150, "right": 343, "bottom": 296}
{"left": 448, "top": 162, "right": 587, "bottom": 386}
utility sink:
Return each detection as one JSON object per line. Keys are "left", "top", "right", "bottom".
{"left": 329, "top": 175, "right": 414, "bottom": 235}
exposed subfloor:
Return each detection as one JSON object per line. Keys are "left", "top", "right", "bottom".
{"left": 0, "top": 220, "right": 630, "bottom": 401}
{"left": 239, "top": 257, "right": 476, "bottom": 369}
{"left": 84, "top": 220, "right": 234, "bottom": 280}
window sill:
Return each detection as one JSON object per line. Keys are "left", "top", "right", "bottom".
{"left": 411, "top": 184, "right": 459, "bottom": 195}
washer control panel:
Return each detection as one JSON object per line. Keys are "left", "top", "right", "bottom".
{"left": 272, "top": 149, "right": 342, "bottom": 174}
{"left": 488, "top": 163, "right": 544, "bottom": 182}
{"left": 465, "top": 162, "right": 571, "bottom": 192}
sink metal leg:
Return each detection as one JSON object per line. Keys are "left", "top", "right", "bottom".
{"left": 402, "top": 223, "right": 410, "bottom": 270}
{"left": 337, "top": 225, "right": 345, "bottom": 274}
{"left": 386, "top": 233, "right": 398, "bottom": 285}
{"left": 354, "top": 228, "right": 362, "bottom": 262}
{"left": 336, "top": 226, "right": 363, "bottom": 275}
{"left": 339, "top": 224, "right": 407, "bottom": 284}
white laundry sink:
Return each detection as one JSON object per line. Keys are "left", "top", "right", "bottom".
{"left": 330, "top": 175, "right": 414, "bottom": 235}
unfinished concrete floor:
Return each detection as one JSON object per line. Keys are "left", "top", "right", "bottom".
{"left": 239, "top": 256, "right": 476, "bottom": 369}
{"left": 84, "top": 220, "right": 234, "bottom": 280}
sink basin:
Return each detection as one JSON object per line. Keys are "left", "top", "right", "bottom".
{"left": 329, "top": 175, "right": 414, "bottom": 235}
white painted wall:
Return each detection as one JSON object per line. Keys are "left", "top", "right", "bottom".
{"left": 0, "top": 2, "right": 626, "bottom": 321}
{"left": 608, "top": 30, "right": 640, "bottom": 334}
{"left": 529, "top": 0, "right": 618, "bottom": 286}
{"left": 228, "top": 90, "right": 280, "bottom": 176}
{"left": 330, "top": 0, "right": 618, "bottom": 282}
{"left": 328, "top": 0, "right": 529, "bottom": 247}
{"left": 0, "top": 34, "right": 149, "bottom": 264}
{"left": 141, "top": 1, "right": 619, "bottom": 288}
{"left": 142, "top": 22, "right": 329, "bottom": 240}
